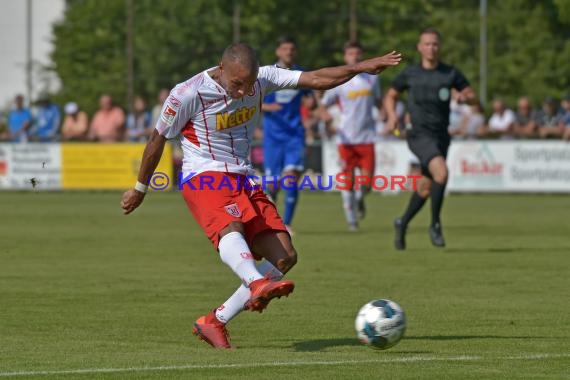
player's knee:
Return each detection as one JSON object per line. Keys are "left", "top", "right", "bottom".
{"left": 417, "top": 179, "right": 431, "bottom": 198}
{"left": 433, "top": 169, "right": 448, "bottom": 184}
{"left": 277, "top": 247, "right": 297, "bottom": 274}
{"left": 220, "top": 222, "right": 245, "bottom": 237}
{"left": 418, "top": 186, "right": 431, "bottom": 198}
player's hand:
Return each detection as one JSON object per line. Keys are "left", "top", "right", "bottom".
{"left": 385, "top": 117, "right": 399, "bottom": 134}
{"left": 358, "top": 51, "right": 402, "bottom": 75}
{"left": 121, "top": 189, "right": 145, "bottom": 215}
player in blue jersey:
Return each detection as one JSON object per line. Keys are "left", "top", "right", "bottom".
{"left": 262, "top": 36, "right": 314, "bottom": 235}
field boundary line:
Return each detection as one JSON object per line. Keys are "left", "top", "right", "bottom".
{"left": 1, "top": 353, "right": 569, "bottom": 377}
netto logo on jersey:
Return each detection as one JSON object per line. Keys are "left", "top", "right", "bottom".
{"left": 216, "top": 106, "right": 256, "bottom": 130}
{"left": 347, "top": 89, "right": 372, "bottom": 99}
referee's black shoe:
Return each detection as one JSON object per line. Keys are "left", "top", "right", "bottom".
{"left": 394, "top": 218, "right": 406, "bottom": 250}
{"left": 429, "top": 223, "right": 446, "bottom": 247}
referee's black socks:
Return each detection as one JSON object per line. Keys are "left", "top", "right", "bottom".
{"left": 401, "top": 191, "right": 427, "bottom": 226}
{"left": 430, "top": 181, "right": 447, "bottom": 227}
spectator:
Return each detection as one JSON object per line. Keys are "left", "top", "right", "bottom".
{"left": 536, "top": 97, "right": 563, "bottom": 139}
{"left": 448, "top": 88, "right": 471, "bottom": 136}
{"left": 88, "top": 94, "right": 125, "bottom": 142}
{"left": 61, "top": 102, "right": 88, "bottom": 141}
{"left": 126, "top": 96, "right": 152, "bottom": 142}
{"left": 7, "top": 94, "right": 32, "bottom": 143}
{"left": 300, "top": 93, "right": 318, "bottom": 143}
{"left": 514, "top": 96, "right": 538, "bottom": 138}
{"left": 32, "top": 94, "right": 61, "bottom": 142}
{"left": 450, "top": 102, "right": 485, "bottom": 140}
{"left": 559, "top": 94, "right": 570, "bottom": 141}
{"left": 484, "top": 99, "right": 516, "bottom": 139}
{"left": 0, "top": 111, "right": 8, "bottom": 141}
{"left": 151, "top": 88, "right": 170, "bottom": 127}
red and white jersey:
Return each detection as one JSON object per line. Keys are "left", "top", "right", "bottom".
{"left": 155, "top": 66, "right": 302, "bottom": 176}
{"left": 321, "top": 73, "right": 381, "bottom": 145}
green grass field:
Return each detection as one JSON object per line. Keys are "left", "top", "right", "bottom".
{"left": 1, "top": 191, "right": 569, "bottom": 379}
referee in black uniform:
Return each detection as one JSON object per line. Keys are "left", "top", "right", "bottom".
{"left": 385, "top": 28, "right": 476, "bottom": 250}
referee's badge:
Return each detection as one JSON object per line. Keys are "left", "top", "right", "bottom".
{"left": 438, "top": 87, "right": 450, "bottom": 101}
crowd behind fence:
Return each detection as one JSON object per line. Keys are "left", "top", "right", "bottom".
{"left": 1, "top": 89, "right": 569, "bottom": 145}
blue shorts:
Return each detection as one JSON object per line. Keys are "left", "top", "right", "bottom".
{"left": 263, "top": 136, "right": 305, "bottom": 177}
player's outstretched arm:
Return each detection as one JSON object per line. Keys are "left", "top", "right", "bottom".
{"left": 297, "top": 51, "right": 402, "bottom": 90}
{"left": 121, "top": 129, "right": 167, "bottom": 215}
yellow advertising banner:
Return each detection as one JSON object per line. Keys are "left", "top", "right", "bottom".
{"left": 62, "top": 143, "right": 173, "bottom": 190}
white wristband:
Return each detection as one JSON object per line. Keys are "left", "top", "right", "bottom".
{"left": 134, "top": 181, "right": 148, "bottom": 194}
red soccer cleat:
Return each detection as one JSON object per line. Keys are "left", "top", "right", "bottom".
{"left": 192, "top": 312, "right": 233, "bottom": 349}
{"left": 245, "top": 278, "right": 295, "bottom": 312}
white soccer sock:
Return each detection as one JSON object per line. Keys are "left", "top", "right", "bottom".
{"left": 214, "top": 285, "right": 250, "bottom": 324}
{"left": 215, "top": 260, "right": 283, "bottom": 324}
{"left": 355, "top": 187, "right": 363, "bottom": 202}
{"left": 256, "top": 260, "right": 283, "bottom": 281}
{"left": 341, "top": 190, "right": 357, "bottom": 224}
{"left": 218, "top": 232, "right": 263, "bottom": 285}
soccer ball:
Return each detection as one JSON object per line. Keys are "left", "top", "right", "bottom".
{"left": 355, "top": 299, "right": 406, "bottom": 350}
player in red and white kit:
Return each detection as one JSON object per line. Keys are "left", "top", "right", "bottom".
{"left": 121, "top": 43, "right": 401, "bottom": 349}
{"left": 320, "top": 41, "right": 383, "bottom": 231}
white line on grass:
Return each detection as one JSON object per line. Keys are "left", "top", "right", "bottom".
{"left": 1, "top": 353, "right": 569, "bottom": 378}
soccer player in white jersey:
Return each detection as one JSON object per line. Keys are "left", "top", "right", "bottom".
{"left": 320, "top": 41, "right": 382, "bottom": 231}
{"left": 121, "top": 43, "right": 401, "bottom": 349}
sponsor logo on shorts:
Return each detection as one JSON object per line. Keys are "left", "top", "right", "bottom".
{"left": 224, "top": 203, "right": 242, "bottom": 217}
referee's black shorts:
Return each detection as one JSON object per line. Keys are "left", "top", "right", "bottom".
{"left": 406, "top": 132, "right": 450, "bottom": 178}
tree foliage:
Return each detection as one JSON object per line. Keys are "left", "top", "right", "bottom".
{"left": 50, "top": 0, "right": 570, "bottom": 115}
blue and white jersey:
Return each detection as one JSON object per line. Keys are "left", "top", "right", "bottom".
{"left": 262, "top": 64, "right": 311, "bottom": 142}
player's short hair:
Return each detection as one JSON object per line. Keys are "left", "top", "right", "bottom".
{"left": 344, "top": 40, "right": 363, "bottom": 52}
{"left": 222, "top": 43, "right": 259, "bottom": 72}
{"left": 276, "top": 35, "right": 297, "bottom": 47}
{"left": 419, "top": 27, "right": 442, "bottom": 41}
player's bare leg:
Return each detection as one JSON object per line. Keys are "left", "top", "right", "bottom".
{"left": 394, "top": 173, "right": 431, "bottom": 250}
{"left": 247, "top": 230, "right": 298, "bottom": 310}
{"left": 192, "top": 222, "right": 293, "bottom": 348}
{"left": 427, "top": 156, "right": 448, "bottom": 247}
{"left": 252, "top": 230, "right": 297, "bottom": 274}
